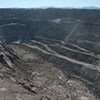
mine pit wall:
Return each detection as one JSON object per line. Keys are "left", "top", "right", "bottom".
{"left": 68, "top": 40, "right": 100, "bottom": 55}
{"left": 30, "top": 48, "right": 100, "bottom": 96}
{"left": 48, "top": 45, "right": 98, "bottom": 64}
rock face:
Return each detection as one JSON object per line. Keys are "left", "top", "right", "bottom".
{"left": 0, "top": 40, "right": 99, "bottom": 99}
{"left": 0, "top": 8, "right": 100, "bottom": 100}
{"left": 8, "top": 43, "right": 99, "bottom": 100}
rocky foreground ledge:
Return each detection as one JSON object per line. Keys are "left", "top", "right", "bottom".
{"left": 0, "top": 40, "right": 99, "bottom": 100}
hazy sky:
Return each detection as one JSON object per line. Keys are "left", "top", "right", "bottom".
{"left": 0, "top": 0, "right": 100, "bottom": 8}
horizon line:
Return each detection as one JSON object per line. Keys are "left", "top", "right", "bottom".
{"left": 0, "top": 6, "right": 100, "bottom": 9}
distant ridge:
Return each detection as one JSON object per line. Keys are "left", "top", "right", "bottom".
{"left": 82, "top": 6, "right": 100, "bottom": 9}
